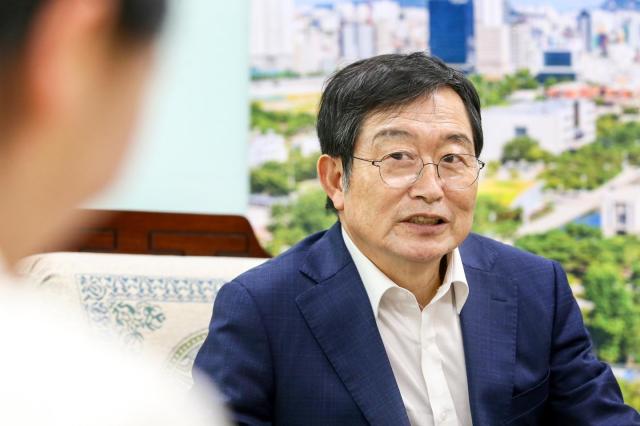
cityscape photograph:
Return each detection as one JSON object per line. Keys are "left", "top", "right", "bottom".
{"left": 247, "top": 0, "right": 640, "bottom": 407}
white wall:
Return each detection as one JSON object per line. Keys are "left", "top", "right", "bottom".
{"left": 90, "top": 0, "right": 250, "bottom": 215}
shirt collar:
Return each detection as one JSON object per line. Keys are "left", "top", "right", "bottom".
{"left": 341, "top": 225, "right": 469, "bottom": 315}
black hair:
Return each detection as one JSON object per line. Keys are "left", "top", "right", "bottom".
{"left": 117, "top": 0, "right": 167, "bottom": 40}
{"left": 317, "top": 52, "right": 483, "bottom": 211}
{"left": 0, "top": 0, "right": 167, "bottom": 59}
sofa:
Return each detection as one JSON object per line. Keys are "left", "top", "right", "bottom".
{"left": 19, "top": 252, "right": 266, "bottom": 391}
{"left": 18, "top": 209, "right": 270, "bottom": 392}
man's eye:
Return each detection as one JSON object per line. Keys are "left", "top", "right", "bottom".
{"left": 441, "top": 154, "right": 463, "bottom": 163}
{"left": 387, "top": 152, "right": 414, "bottom": 161}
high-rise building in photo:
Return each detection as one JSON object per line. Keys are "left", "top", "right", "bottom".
{"left": 428, "top": 0, "right": 475, "bottom": 72}
{"left": 475, "top": 0, "right": 506, "bottom": 27}
{"left": 510, "top": 20, "right": 542, "bottom": 73}
{"left": 475, "top": 0, "right": 512, "bottom": 77}
{"left": 250, "top": 0, "right": 295, "bottom": 72}
{"left": 578, "top": 10, "right": 593, "bottom": 53}
{"left": 372, "top": 1, "right": 401, "bottom": 55}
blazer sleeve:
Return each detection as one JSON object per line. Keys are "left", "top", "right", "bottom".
{"left": 192, "top": 280, "right": 274, "bottom": 426}
{"left": 548, "top": 260, "right": 640, "bottom": 424}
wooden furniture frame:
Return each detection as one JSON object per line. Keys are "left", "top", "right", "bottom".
{"left": 52, "top": 210, "right": 270, "bottom": 258}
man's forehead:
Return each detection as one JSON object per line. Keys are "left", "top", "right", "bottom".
{"left": 361, "top": 89, "right": 472, "bottom": 137}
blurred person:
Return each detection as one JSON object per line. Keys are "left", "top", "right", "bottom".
{"left": 194, "top": 53, "right": 640, "bottom": 425}
{"left": 0, "top": 0, "right": 227, "bottom": 424}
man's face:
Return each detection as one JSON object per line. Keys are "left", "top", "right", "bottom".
{"left": 0, "top": 1, "right": 159, "bottom": 263}
{"left": 338, "top": 87, "right": 478, "bottom": 269}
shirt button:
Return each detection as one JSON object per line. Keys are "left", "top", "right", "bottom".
{"left": 438, "top": 411, "right": 449, "bottom": 422}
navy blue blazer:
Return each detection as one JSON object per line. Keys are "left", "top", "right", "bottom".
{"left": 193, "top": 223, "right": 640, "bottom": 425}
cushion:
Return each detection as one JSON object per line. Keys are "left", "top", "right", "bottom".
{"left": 19, "top": 252, "right": 267, "bottom": 390}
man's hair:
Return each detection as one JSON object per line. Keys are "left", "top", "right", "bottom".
{"left": 317, "top": 52, "right": 483, "bottom": 210}
{"left": 0, "top": 0, "right": 167, "bottom": 59}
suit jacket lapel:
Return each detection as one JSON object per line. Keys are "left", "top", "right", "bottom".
{"left": 460, "top": 235, "right": 518, "bottom": 426}
{"left": 296, "top": 223, "right": 410, "bottom": 426}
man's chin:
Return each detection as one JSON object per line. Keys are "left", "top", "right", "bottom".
{"left": 391, "top": 244, "right": 450, "bottom": 265}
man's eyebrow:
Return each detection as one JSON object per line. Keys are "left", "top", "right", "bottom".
{"left": 371, "top": 128, "right": 416, "bottom": 143}
{"left": 370, "top": 128, "right": 474, "bottom": 148}
{"left": 445, "top": 133, "right": 473, "bottom": 146}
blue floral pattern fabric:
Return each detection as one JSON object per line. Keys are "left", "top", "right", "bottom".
{"left": 18, "top": 253, "right": 267, "bottom": 391}
{"left": 78, "top": 274, "right": 225, "bottom": 348}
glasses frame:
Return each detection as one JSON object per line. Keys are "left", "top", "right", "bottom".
{"left": 352, "top": 152, "right": 485, "bottom": 190}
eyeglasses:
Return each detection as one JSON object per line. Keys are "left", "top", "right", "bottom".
{"left": 352, "top": 151, "right": 485, "bottom": 190}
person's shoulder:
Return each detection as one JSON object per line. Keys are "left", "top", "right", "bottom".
{"left": 462, "top": 233, "right": 555, "bottom": 274}
{"left": 462, "top": 233, "right": 561, "bottom": 303}
{"left": 0, "top": 287, "right": 228, "bottom": 425}
{"left": 228, "top": 228, "right": 329, "bottom": 295}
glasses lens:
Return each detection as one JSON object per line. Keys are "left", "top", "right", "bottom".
{"left": 439, "top": 154, "right": 480, "bottom": 190}
{"left": 379, "top": 151, "right": 421, "bottom": 188}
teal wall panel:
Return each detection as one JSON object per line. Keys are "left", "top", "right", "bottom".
{"left": 91, "top": 0, "right": 249, "bottom": 214}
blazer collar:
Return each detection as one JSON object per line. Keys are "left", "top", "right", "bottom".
{"left": 460, "top": 233, "right": 499, "bottom": 271}
{"left": 297, "top": 222, "right": 411, "bottom": 426}
{"left": 298, "top": 222, "right": 351, "bottom": 283}
{"left": 459, "top": 234, "right": 518, "bottom": 425}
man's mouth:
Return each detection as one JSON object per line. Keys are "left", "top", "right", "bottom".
{"left": 406, "top": 215, "right": 447, "bottom": 225}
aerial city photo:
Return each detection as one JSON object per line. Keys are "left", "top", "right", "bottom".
{"left": 246, "top": 0, "right": 640, "bottom": 407}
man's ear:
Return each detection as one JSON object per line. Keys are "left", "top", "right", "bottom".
{"left": 24, "top": 0, "right": 115, "bottom": 119}
{"left": 318, "top": 154, "right": 345, "bottom": 211}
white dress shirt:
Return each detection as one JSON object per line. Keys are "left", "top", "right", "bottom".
{"left": 342, "top": 229, "right": 473, "bottom": 426}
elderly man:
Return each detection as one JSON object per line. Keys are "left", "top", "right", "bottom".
{"left": 194, "top": 53, "right": 639, "bottom": 425}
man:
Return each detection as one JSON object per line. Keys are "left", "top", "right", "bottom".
{"left": 0, "top": 1, "right": 227, "bottom": 424}
{"left": 193, "top": 53, "right": 640, "bottom": 425}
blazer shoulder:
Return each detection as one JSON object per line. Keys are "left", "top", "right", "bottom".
{"left": 462, "top": 233, "right": 556, "bottom": 275}
{"left": 462, "top": 234, "right": 563, "bottom": 307}
{"left": 231, "top": 229, "right": 328, "bottom": 296}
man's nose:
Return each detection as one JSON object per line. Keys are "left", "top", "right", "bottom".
{"left": 408, "top": 163, "right": 445, "bottom": 203}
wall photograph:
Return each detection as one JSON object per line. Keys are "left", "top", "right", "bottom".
{"left": 247, "top": 0, "right": 640, "bottom": 408}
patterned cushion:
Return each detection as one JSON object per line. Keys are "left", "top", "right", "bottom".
{"left": 18, "top": 252, "right": 266, "bottom": 391}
